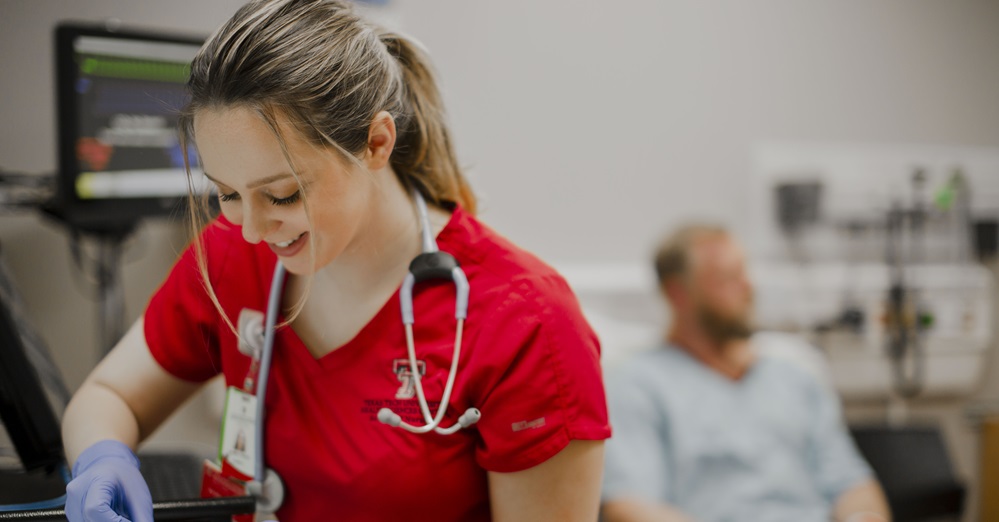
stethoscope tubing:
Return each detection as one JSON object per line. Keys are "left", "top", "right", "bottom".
{"left": 400, "top": 319, "right": 464, "bottom": 433}
{"left": 248, "top": 191, "right": 477, "bottom": 510}
{"left": 254, "top": 261, "right": 286, "bottom": 484}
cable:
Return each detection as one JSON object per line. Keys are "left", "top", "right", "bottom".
{"left": 66, "top": 231, "right": 103, "bottom": 301}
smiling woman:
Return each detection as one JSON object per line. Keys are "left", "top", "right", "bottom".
{"left": 59, "top": 1, "right": 611, "bottom": 521}
{"left": 196, "top": 106, "right": 407, "bottom": 323}
{"left": 193, "top": 107, "right": 370, "bottom": 277}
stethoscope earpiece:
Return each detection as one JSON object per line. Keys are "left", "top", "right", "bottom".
{"left": 377, "top": 408, "right": 402, "bottom": 427}
{"left": 457, "top": 408, "right": 481, "bottom": 428}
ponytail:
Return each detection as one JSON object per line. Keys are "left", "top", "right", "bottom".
{"left": 183, "top": 0, "right": 474, "bottom": 213}
{"left": 380, "top": 32, "right": 476, "bottom": 214}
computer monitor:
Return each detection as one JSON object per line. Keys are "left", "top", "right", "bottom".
{"left": 47, "top": 22, "right": 205, "bottom": 235}
{"left": 0, "top": 265, "right": 64, "bottom": 476}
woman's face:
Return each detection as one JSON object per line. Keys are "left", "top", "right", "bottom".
{"left": 194, "top": 107, "right": 370, "bottom": 275}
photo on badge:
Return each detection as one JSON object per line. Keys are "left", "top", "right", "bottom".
{"left": 219, "top": 386, "right": 258, "bottom": 481}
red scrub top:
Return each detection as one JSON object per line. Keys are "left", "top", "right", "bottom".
{"left": 145, "top": 205, "right": 611, "bottom": 521}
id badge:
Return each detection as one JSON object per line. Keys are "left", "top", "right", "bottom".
{"left": 220, "top": 386, "right": 258, "bottom": 481}
{"left": 200, "top": 459, "right": 254, "bottom": 522}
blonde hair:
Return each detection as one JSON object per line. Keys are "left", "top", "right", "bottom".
{"left": 178, "top": 0, "right": 474, "bottom": 331}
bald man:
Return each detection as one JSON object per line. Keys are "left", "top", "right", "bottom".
{"left": 601, "top": 225, "right": 889, "bottom": 522}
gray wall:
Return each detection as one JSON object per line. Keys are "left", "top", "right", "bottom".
{"left": 395, "top": 0, "right": 999, "bottom": 263}
{"left": 2, "top": 1, "right": 999, "bottom": 518}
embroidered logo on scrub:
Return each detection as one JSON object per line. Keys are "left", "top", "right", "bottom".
{"left": 512, "top": 417, "right": 546, "bottom": 432}
{"left": 392, "top": 358, "right": 426, "bottom": 399}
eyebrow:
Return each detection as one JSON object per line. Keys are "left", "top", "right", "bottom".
{"left": 203, "top": 172, "right": 295, "bottom": 189}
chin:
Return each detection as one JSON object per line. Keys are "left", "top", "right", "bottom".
{"left": 699, "top": 306, "right": 755, "bottom": 342}
{"left": 278, "top": 243, "right": 337, "bottom": 276}
{"left": 280, "top": 262, "right": 312, "bottom": 276}
{"left": 276, "top": 254, "right": 322, "bottom": 276}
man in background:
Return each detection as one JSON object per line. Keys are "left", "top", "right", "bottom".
{"left": 601, "top": 224, "right": 890, "bottom": 522}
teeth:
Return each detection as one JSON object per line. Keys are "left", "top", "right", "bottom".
{"left": 274, "top": 233, "right": 303, "bottom": 248}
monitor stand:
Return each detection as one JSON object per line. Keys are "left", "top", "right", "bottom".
{"left": 90, "top": 228, "right": 131, "bottom": 357}
{"left": 59, "top": 221, "right": 136, "bottom": 358}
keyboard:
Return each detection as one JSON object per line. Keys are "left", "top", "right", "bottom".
{"left": 138, "top": 452, "right": 205, "bottom": 501}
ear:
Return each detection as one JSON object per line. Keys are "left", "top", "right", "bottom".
{"left": 662, "top": 279, "right": 687, "bottom": 308}
{"left": 364, "top": 111, "right": 396, "bottom": 171}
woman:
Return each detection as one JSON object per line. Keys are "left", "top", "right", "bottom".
{"left": 62, "top": 0, "right": 610, "bottom": 520}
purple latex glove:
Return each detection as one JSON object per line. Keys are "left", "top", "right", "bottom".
{"left": 65, "top": 440, "right": 153, "bottom": 522}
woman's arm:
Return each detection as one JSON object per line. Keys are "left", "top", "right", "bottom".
{"left": 488, "top": 439, "right": 604, "bottom": 522}
{"left": 62, "top": 317, "right": 203, "bottom": 465}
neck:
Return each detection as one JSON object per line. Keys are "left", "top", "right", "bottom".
{"left": 667, "top": 319, "right": 754, "bottom": 380}
{"left": 282, "top": 167, "right": 452, "bottom": 357}
{"left": 312, "top": 167, "right": 440, "bottom": 297}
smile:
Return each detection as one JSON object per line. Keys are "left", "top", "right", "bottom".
{"left": 272, "top": 232, "right": 305, "bottom": 248}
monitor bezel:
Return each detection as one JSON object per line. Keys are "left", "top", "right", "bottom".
{"left": 49, "top": 22, "right": 204, "bottom": 235}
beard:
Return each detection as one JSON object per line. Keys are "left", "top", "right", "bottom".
{"left": 696, "top": 301, "right": 754, "bottom": 345}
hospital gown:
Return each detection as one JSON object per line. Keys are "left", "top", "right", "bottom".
{"left": 602, "top": 339, "right": 872, "bottom": 521}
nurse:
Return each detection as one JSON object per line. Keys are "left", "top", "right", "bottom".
{"left": 60, "top": 0, "right": 611, "bottom": 520}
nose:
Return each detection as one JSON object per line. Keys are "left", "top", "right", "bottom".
{"left": 239, "top": 202, "right": 277, "bottom": 245}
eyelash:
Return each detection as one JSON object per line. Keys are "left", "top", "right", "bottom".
{"left": 271, "top": 192, "right": 301, "bottom": 206}
{"left": 217, "top": 191, "right": 301, "bottom": 206}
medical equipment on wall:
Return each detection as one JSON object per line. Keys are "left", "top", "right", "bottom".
{"left": 247, "top": 190, "right": 479, "bottom": 511}
{"left": 878, "top": 170, "right": 953, "bottom": 398}
{"left": 846, "top": 170, "right": 974, "bottom": 399}
{"left": 756, "top": 163, "right": 995, "bottom": 402}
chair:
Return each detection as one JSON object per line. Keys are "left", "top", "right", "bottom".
{"left": 849, "top": 424, "right": 965, "bottom": 522}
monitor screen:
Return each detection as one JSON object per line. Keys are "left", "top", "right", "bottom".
{"left": 49, "top": 23, "right": 205, "bottom": 234}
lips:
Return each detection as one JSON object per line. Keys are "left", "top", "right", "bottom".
{"left": 268, "top": 232, "right": 308, "bottom": 257}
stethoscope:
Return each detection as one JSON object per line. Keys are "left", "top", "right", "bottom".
{"left": 245, "top": 190, "right": 480, "bottom": 513}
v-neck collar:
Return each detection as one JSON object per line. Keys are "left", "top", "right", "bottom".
{"left": 663, "top": 342, "right": 763, "bottom": 388}
{"left": 272, "top": 205, "right": 465, "bottom": 373}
